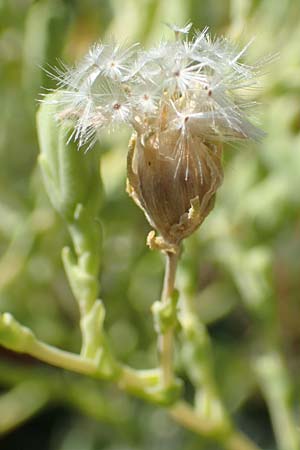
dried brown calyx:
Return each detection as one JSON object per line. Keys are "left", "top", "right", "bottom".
{"left": 126, "top": 125, "right": 223, "bottom": 253}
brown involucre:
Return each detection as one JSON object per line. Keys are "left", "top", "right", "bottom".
{"left": 127, "top": 128, "right": 223, "bottom": 251}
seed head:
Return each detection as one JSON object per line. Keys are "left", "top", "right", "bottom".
{"left": 44, "top": 25, "right": 265, "bottom": 249}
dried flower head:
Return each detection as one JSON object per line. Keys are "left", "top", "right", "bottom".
{"left": 45, "top": 25, "right": 265, "bottom": 250}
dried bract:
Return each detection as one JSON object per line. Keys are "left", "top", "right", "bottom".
{"left": 126, "top": 100, "right": 223, "bottom": 249}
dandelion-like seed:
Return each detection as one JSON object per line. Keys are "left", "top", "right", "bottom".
{"left": 47, "top": 24, "right": 265, "bottom": 251}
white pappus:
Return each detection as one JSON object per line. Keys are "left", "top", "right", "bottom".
{"left": 43, "top": 23, "right": 266, "bottom": 162}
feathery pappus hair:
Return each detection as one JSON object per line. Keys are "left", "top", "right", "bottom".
{"left": 42, "top": 23, "right": 268, "bottom": 248}
{"left": 43, "top": 23, "right": 265, "bottom": 149}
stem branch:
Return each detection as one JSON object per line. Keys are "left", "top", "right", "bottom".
{"left": 170, "top": 401, "right": 261, "bottom": 450}
{"left": 29, "top": 339, "right": 97, "bottom": 376}
{"left": 0, "top": 315, "right": 262, "bottom": 450}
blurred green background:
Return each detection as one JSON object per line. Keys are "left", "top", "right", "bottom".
{"left": 1, "top": 0, "right": 300, "bottom": 449}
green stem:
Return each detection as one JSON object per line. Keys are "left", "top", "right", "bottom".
{"left": 176, "top": 261, "right": 262, "bottom": 450}
{"left": 29, "top": 339, "right": 98, "bottom": 376}
{"left": 0, "top": 381, "right": 50, "bottom": 434}
{"left": 159, "top": 251, "right": 179, "bottom": 388}
{"left": 178, "top": 267, "right": 227, "bottom": 421}
{"left": 0, "top": 359, "right": 124, "bottom": 426}
{"left": 223, "top": 431, "right": 263, "bottom": 450}
{"left": 170, "top": 401, "right": 261, "bottom": 450}
{"left": 254, "top": 352, "right": 300, "bottom": 450}
{"left": 0, "top": 318, "right": 261, "bottom": 449}
{"left": 169, "top": 400, "right": 217, "bottom": 434}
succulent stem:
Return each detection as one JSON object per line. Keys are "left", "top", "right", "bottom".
{"left": 159, "top": 250, "right": 179, "bottom": 388}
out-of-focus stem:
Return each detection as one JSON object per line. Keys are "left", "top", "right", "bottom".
{"left": 0, "top": 382, "right": 50, "bottom": 434}
{"left": 224, "top": 430, "right": 262, "bottom": 450}
{"left": 0, "top": 315, "right": 261, "bottom": 449}
{"left": 254, "top": 352, "right": 300, "bottom": 450}
{"left": 170, "top": 401, "right": 261, "bottom": 450}
{"left": 176, "top": 256, "right": 262, "bottom": 450}
{"left": 0, "top": 359, "right": 125, "bottom": 426}
{"left": 159, "top": 251, "right": 179, "bottom": 388}
{"left": 178, "top": 262, "right": 227, "bottom": 421}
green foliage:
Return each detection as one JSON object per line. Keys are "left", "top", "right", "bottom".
{"left": 1, "top": 1, "right": 300, "bottom": 450}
